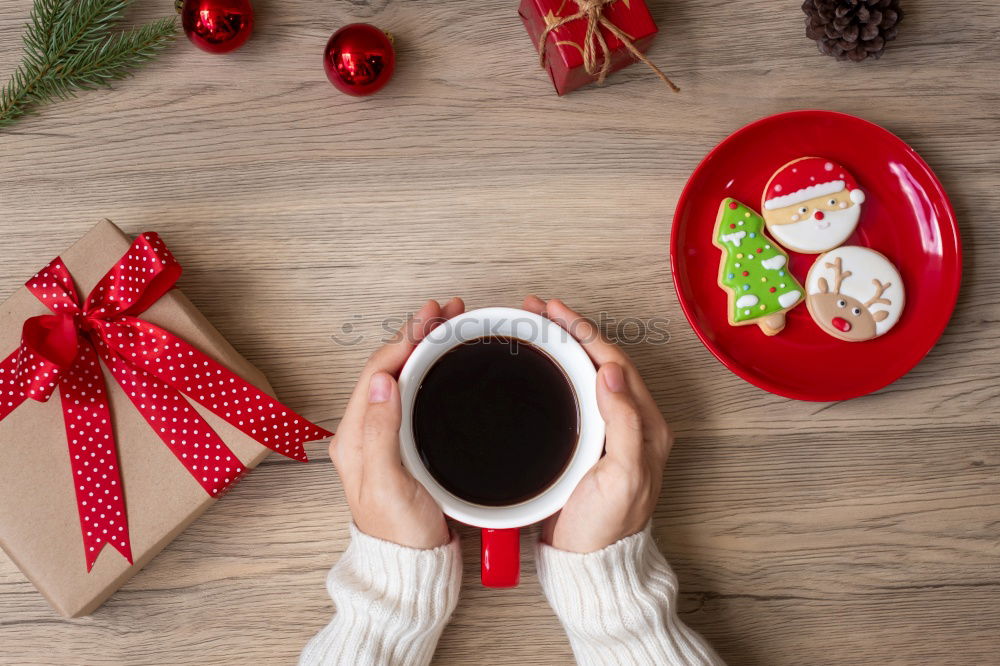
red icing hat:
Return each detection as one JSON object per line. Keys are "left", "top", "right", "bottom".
{"left": 763, "top": 157, "right": 864, "bottom": 211}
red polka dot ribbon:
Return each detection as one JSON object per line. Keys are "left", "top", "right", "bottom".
{"left": 0, "top": 233, "right": 331, "bottom": 571}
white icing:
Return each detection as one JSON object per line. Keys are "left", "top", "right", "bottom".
{"left": 720, "top": 231, "right": 746, "bottom": 246}
{"left": 767, "top": 204, "right": 861, "bottom": 253}
{"left": 736, "top": 294, "right": 759, "bottom": 308}
{"left": 764, "top": 180, "right": 845, "bottom": 210}
{"left": 778, "top": 290, "right": 801, "bottom": 309}
{"left": 824, "top": 162, "right": 834, "bottom": 171}
{"left": 760, "top": 255, "right": 786, "bottom": 270}
{"left": 805, "top": 246, "right": 905, "bottom": 336}
{"left": 850, "top": 188, "right": 866, "bottom": 204}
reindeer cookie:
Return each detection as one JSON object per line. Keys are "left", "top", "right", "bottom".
{"left": 805, "top": 246, "right": 905, "bottom": 342}
{"left": 714, "top": 198, "right": 804, "bottom": 336}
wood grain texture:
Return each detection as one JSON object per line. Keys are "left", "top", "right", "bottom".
{"left": 1, "top": 0, "right": 998, "bottom": 663}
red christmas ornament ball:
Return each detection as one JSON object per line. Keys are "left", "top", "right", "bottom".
{"left": 323, "top": 24, "right": 396, "bottom": 96}
{"left": 181, "top": 0, "right": 254, "bottom": 54}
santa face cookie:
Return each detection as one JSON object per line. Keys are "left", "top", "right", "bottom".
{"left": 713, "top": 198, "right": 805, "bottom": 336}
{"left": 762, "top": 157, "right": 865, "bottom": 254}
{"left": 805, "top": 246, "right": 904, "bottom": 342}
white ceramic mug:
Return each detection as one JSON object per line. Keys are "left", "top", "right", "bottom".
{"left": 398, "top": 307, "right": 605, "bottom": 587}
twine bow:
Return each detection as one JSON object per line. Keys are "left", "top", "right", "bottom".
{"left": 538, "top": 0, "right": 679, "bottom": 92}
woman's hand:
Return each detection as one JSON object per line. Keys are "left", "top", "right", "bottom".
{"left": 329, "top": 298, "right": 465, "bottom": 549}
{"left": 523, "top": 296, "right": 673, "bottom": 553}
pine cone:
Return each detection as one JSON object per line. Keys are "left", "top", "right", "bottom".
{"left": 802, "top": 0, "right": 903, "bottom": 62}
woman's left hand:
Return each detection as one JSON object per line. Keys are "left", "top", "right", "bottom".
{"left": 522, "top": 296, "right": 673, "bottom": 553}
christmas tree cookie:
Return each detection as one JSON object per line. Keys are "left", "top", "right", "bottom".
{"left": 713, "top": 198, "right": 804, "bottom": 336}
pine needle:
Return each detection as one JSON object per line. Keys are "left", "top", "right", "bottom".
{"left": 0, "top": 0, "right": 177, "bottom": 129}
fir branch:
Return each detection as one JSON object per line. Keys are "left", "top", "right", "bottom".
{"left": 25, "top": 0, "right": 65, "bottom": 59}
{"left": 0, "top": 0, "right": 176, "bottom": 129}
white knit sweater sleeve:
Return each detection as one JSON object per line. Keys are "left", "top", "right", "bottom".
{"left": 299, "top": 523, "right": 462, "bottom": 666}
{"left": 537, "top": 528, "right": 724, "bottom": 666}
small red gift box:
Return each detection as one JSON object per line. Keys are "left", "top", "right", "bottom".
{"left": 519, "top": 0, "right": 660, "bottom": 95}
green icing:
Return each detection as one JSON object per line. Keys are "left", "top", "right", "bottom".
{"left": 716, "top": 198, "right": 804, "bottom": 324}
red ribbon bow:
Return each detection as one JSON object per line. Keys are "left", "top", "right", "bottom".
{"left": 0, "top": 233, "right": 331, "bottom": 570}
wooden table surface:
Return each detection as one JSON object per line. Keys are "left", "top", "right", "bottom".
{"left": 1, "top": 0, "right": 998, "bottom": 663}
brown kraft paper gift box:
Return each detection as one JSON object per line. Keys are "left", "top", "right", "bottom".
{"left": 0, "top": 220, "right": 283, "bottom": 617}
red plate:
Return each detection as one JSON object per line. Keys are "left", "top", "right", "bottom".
{"left": 670, "top": 111, "right": 961, "bottom": 401}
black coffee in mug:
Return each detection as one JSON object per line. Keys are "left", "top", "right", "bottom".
{"left": 413, "top": 336, "right": 579, "bottom": 506}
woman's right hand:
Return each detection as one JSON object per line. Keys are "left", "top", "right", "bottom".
{"left": 329, "top": 298, "right": 465, "bottom": 550}
{"left": 523, "top": 296, "right": 674, "bottom": 553}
